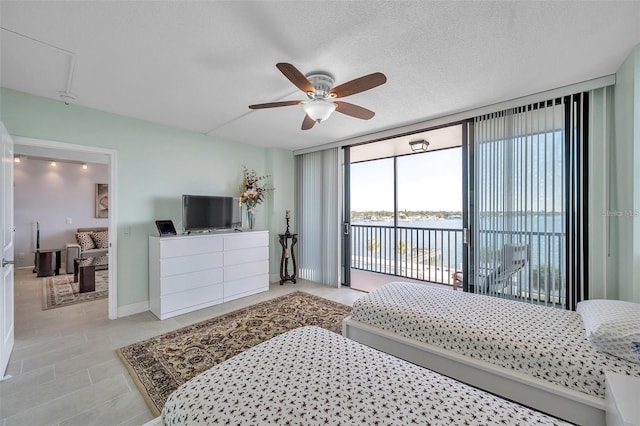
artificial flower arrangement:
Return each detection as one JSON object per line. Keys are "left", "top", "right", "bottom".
{"left": 239, "top": 166, "right": 274, "bottom": 212}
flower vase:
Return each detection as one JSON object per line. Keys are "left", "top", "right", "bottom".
{"left": 247, "top": 209, "right": 256, "bottom": 230}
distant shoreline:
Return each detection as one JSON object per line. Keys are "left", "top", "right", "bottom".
{"left": 352, "top": 211, "right": 462, "bottom": 221}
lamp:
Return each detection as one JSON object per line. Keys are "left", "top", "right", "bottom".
{"left": 302, "top": 99, "right": 337, "bottom": 122}
{"left": 14, "top": 156, "right": 21, "bottom": 163}
{"left": 409, "top": 139, "right": 429, "bottom": 153}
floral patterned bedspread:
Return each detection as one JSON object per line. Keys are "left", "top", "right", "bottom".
{"left": 162, "top": 326, "right": 568, "bottom": 425}
{"left": 349, "top": 282, "right": 640, "bottom": 398}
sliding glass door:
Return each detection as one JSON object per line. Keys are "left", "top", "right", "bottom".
{"left": 343, "top": 125, "right": 464, "bottom": 292}
{"left": 341, "top": 95, "right": 588, "bottom": 308}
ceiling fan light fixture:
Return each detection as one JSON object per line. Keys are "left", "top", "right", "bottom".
{"left": 302, "top": 99, "right": 337, "bottom": 123}
{"left": 409, "top": 139, "right": 429, "bottom": 153}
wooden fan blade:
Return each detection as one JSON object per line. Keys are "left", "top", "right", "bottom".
{"left": 277, "top": 63, "right": 315, "bottom": 94}
{"left": 335, "top": 101, "right": 375, "bottom": 120}
{"left": 329, "top": 72, "right": 387, "bottom": 98}
{"left": 248, "top": 100, "right": 303, "bottom": 109}
{"left": 301, "top": 114, "right": 316, "bottom": 130}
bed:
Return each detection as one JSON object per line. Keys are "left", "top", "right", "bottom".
{"left": 342, "top": 282, "right": 640, "bottom": 426}
{"left": 161, "top": 326, "right": 568, "bottom": 425}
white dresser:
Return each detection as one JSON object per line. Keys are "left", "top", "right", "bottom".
{"left": 149, "top": 230, "right": 269, "bottom": 320}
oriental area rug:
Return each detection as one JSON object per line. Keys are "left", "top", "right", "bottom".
{"left": 43, "top": 270, "right": 109, "bottom": 310}
{"left": 117, "top": 291, "right": 352, "bottom": 416}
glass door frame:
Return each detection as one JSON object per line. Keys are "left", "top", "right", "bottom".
{"left": 341, "top": 146, "right": 351, "bottom": 287}
{"left": 462, "top": 120, "right": 472, "bottom": 292}
{"left": 342, "top": 123, "right": 469, "bottom": 289}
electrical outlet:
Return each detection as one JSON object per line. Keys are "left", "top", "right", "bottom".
{"left": 66, "top": 217, "right": 72, "bottom": 225}
{"left": 123, "top": 226, "right": 131, "bottom": 235}
{"left": 18, "top": 252, "right": 25, "bottom": 259}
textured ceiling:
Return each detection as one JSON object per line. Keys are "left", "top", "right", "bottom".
{"left": 1, "top": 1, "right": 639, "bottom": 151}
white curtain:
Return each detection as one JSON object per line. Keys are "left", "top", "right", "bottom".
{"left": 295, "top": 147, "right": 341, "bottom": 287}
{"left": 473, "top": 101, "right": 568, "bottom": 307}
{"left": 588, "top": 86, "right": 615, "bottom": 300}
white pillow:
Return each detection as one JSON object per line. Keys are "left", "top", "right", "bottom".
{"left": 577, "top": 299, "right": 640, "bottom": 364}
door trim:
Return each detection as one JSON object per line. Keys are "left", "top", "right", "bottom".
{"left": 12, "top": 136, "right": 118, "bottom": 319}
{"left": 342, "top": 146, "right": 351, "bottom": 286}
{"left": 1, "top": 123, "right": 15, "bottom": 377}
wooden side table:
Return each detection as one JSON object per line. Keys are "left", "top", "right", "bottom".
{"left": 278, "top": 233, "right": 298, "bottom": 285}
{"left": 35, "top": 248, "right": 62, "bottom": 277}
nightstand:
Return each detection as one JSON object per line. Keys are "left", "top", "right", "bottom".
{"left": 605, "top": 371, "right": 640, "bottom": 426}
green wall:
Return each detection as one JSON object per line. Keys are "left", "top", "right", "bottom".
{"left": 0, "top": 88, "right": 295, "bottom": 309}
{"left": 613, "top": 45, "right": 640, "bottom": 303}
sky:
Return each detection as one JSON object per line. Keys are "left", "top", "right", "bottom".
{"left": 350, "top": 147, "right": 462, "bottom": 212}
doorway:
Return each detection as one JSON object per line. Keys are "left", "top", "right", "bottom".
{"left": 343, "top": 124, "right": 464, "bottom": 292}
{"left": 12, "top": 136, "right": 118, "bottom": 319}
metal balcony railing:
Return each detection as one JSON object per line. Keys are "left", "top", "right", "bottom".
{"left": 350, "top": 224, "right": 463, "bottom": 286}
{"left": 351, "top": 223, "right": 567, "bottom": 306}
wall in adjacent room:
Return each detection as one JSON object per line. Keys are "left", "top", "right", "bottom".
{"left": 13, "top": 157, "right": 108, "bottom": 268}
{"left": 0, "top": 88, "right": 296, "bottom": 311}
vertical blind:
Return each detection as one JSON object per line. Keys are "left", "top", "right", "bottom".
{"left": 473, "top": 95, "right": 588, "bottom": 309}
{"left": 295, "top": 148, "right": 342, "bottom": 287}
{"left": 587, "top": 86, "right": 615, "bottom": 300}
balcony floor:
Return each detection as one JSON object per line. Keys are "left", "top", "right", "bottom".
{"left": 350, "top": 268, "right": 453, "bottom": 293}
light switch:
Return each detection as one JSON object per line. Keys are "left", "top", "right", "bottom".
{"left": 123, "top": 226, "right": 131, "bottom": 235}
{"left": 66, "top": 217, "right": 72, "bottom": 224}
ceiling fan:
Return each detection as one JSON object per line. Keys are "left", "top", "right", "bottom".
{"left": 248, "top": 63, "right": 387, "bottom": 130}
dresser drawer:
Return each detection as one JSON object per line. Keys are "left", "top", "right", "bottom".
{"left": 224, "top": 246, "right": 268, "bottom": 266}
{"left": 160, "top": 252, "right": 223, "bottom": 277}
{"left": 224, "top": 260, "right": 268, "bottom": 282}
{"left": 161, "top": 284, "right": 223, "bottom": 314}
{"left": 159, "top": 235, "right": 223, "bottom": 258}
{"left": 223, "top": 232, "right": 268, "bottom": 251}
{"left": 160, "top": 268, "right": 223, "bottom": 295}
{"left": 224, "top": 274, "right": 269, "bottom": 301}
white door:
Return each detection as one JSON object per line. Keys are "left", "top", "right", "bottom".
{"left": 0, "top": 122, "right": 15, "bottom": 377}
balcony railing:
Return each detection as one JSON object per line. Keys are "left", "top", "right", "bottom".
{"left": 350, "top": 223, "right": 567, "bottom": 306}
{"left": 350, "top": 224, "right": 463, "bottom": 286}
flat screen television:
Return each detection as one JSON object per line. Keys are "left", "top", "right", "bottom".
{"left": 182, "top": 195, "right": 241, "bottom": 231}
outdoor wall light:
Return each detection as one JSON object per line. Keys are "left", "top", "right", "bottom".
{"left": 409, "top": 139, "right": 429, "bottom": 153}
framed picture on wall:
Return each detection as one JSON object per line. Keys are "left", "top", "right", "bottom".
{"left": 95, "top": 183, "right": 109, "bottom": 218}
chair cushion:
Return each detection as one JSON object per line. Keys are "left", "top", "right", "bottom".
{"left": 75, "top": 232, "right": 96, "bottom": 250}
{"left": 90, "top": 231, "right": 109, "bottom": 249}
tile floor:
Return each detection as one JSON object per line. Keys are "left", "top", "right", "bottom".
{"left": 1, "top": 268, "right": 365, "bottom": 426}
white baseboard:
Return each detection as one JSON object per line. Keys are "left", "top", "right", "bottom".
{"left": 117, "top": 300, "right": 149, "bottom": 318}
